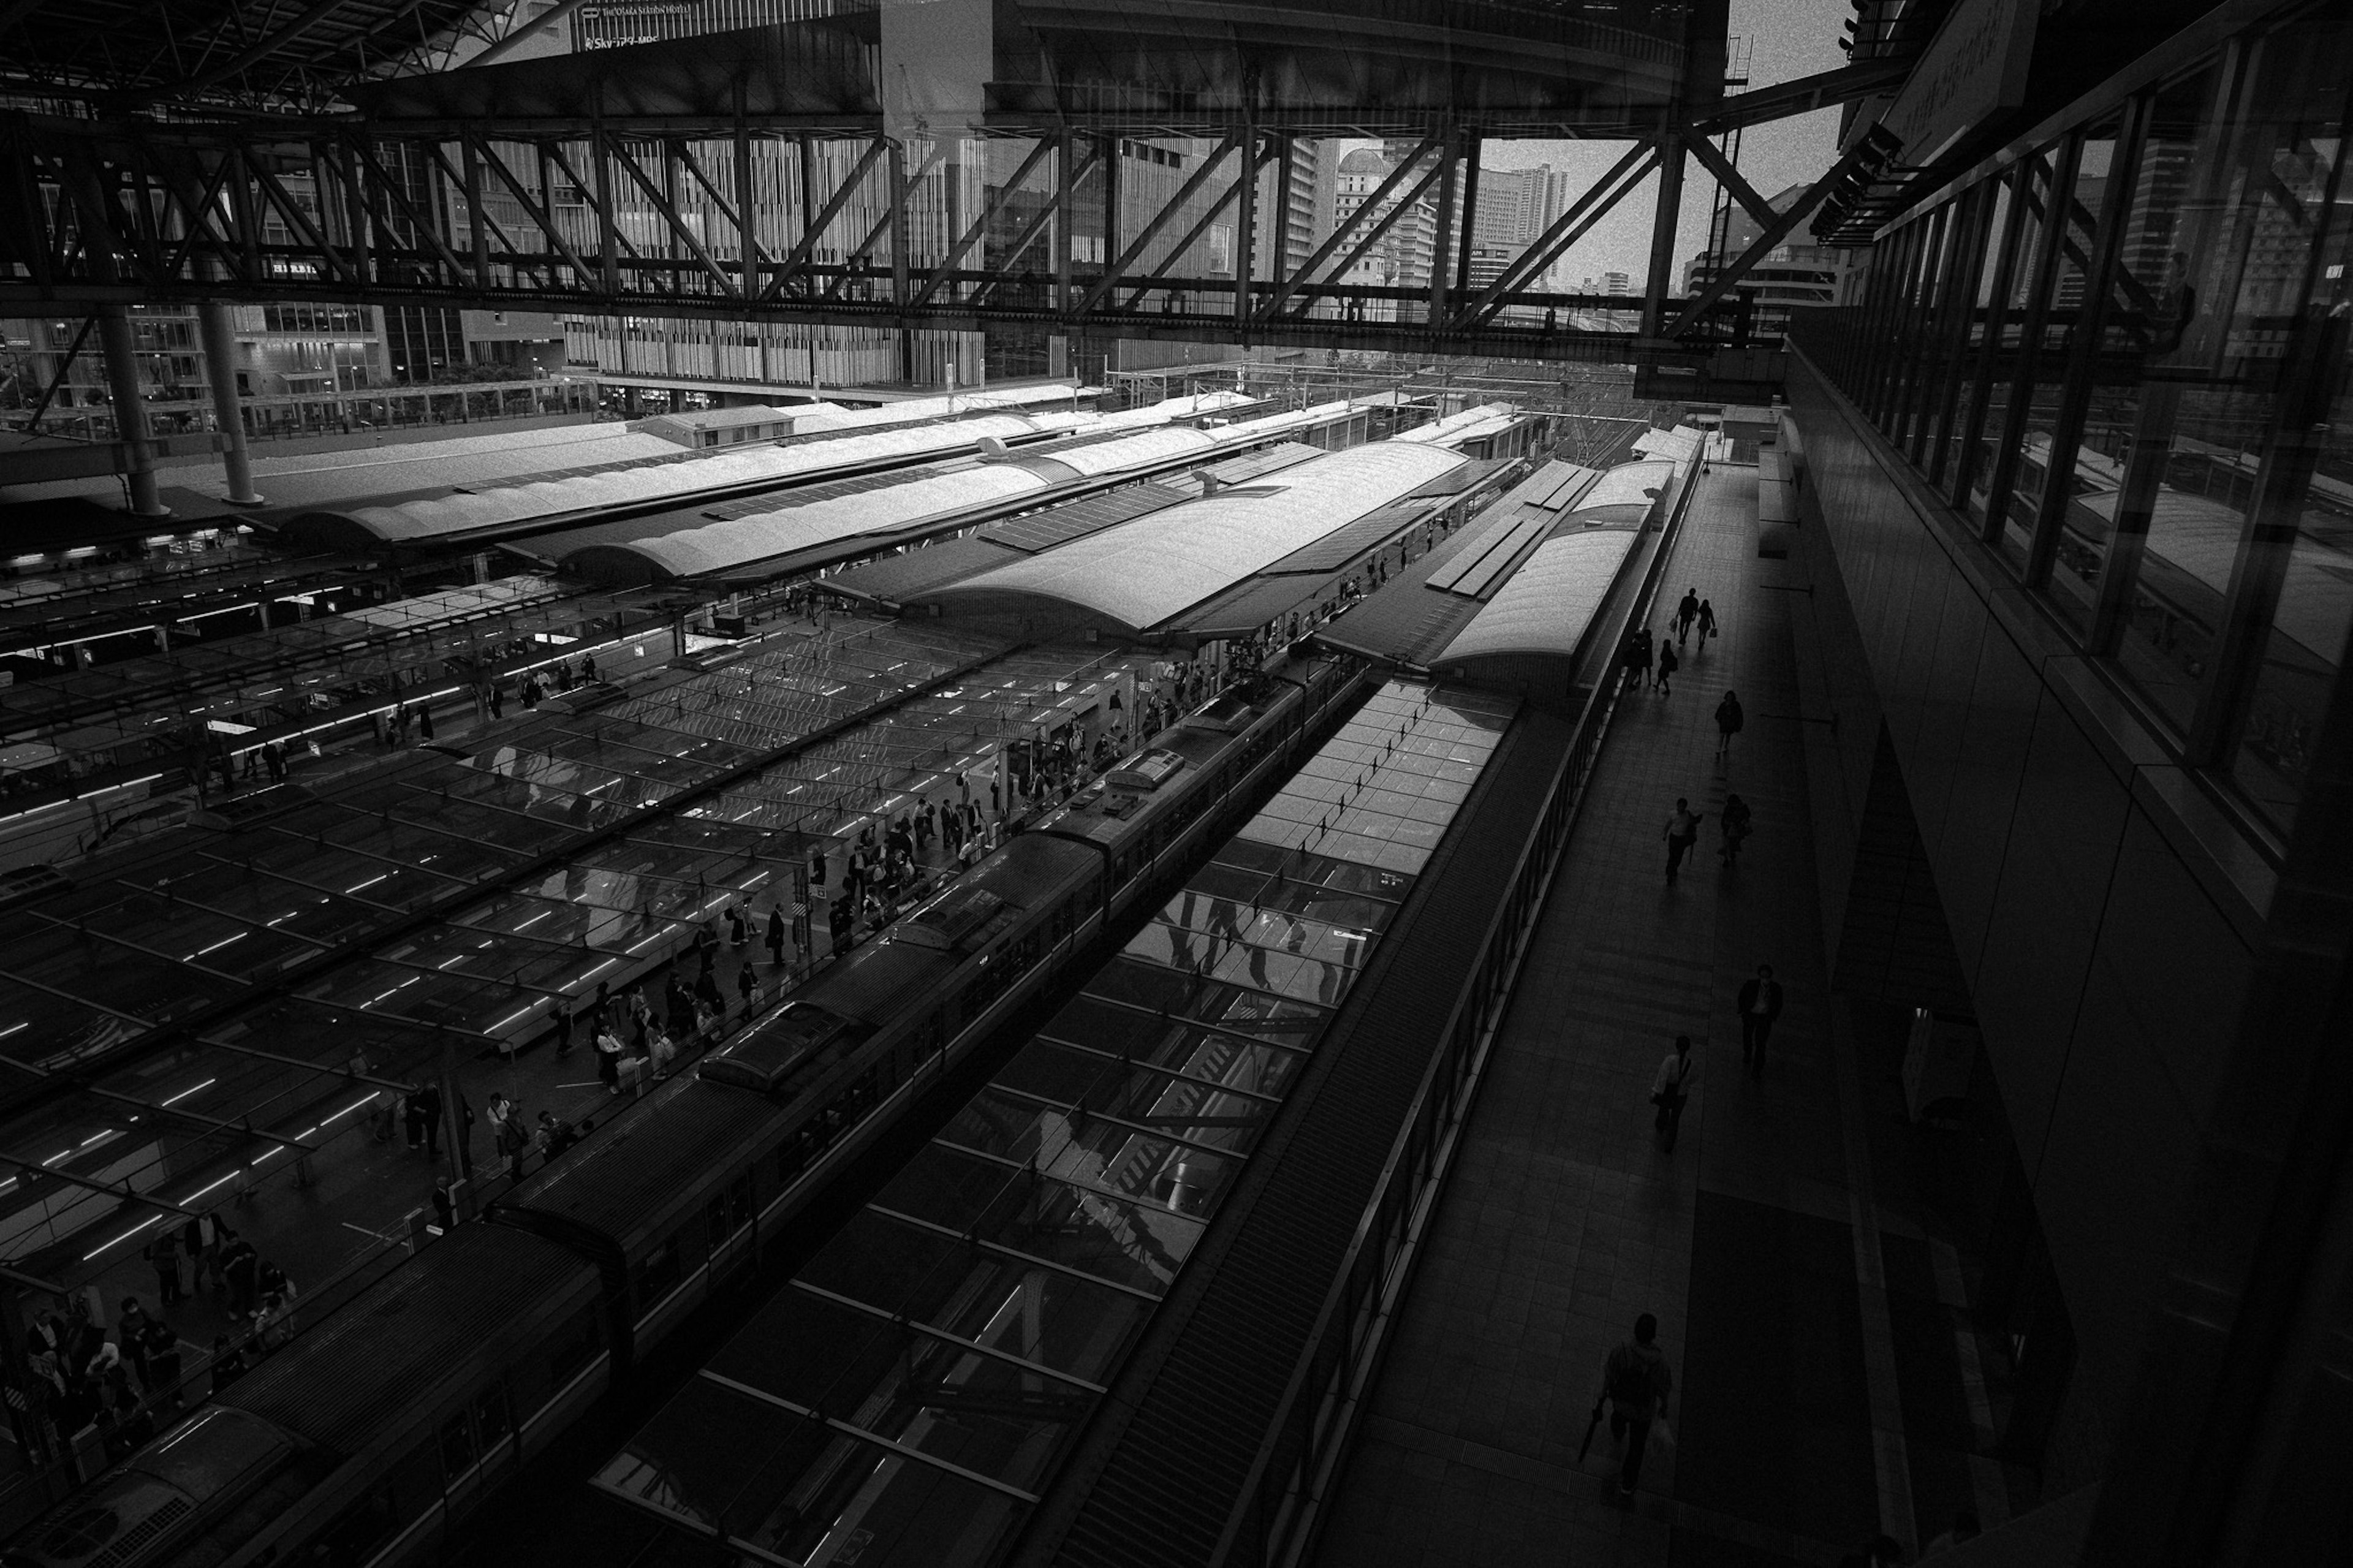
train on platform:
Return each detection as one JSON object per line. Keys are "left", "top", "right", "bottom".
{"left": 0, "top": 652, "right": 1367, "bottom": 1568}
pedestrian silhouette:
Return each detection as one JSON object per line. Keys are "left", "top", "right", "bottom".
{"left": 1737, "top": 963, "right": 1783, "bottom": 1078}
{"left": 1651, "top": 1035, "right": 1695, "bottom": 1152}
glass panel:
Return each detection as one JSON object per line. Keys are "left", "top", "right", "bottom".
{"left": 1964, "top": 153, "right": 2052, "bottom": 525}
{"left": 2069, "top": 62, "right": 2234, "bottom": 729}
{"left": 1934, "top": 176, "right": 2012, "bottom": 487}
{"left": 2009, "top": 115, "right": 2126, "bottom": 578}
{"left": 2226, "top": 20, "right": 2353, "bottom": 828}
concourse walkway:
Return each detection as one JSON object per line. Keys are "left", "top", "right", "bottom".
{"left": 1312, "top": 468, "right": 2032, "bottom": 1567}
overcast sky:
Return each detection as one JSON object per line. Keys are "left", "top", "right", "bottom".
{"left": 1359, "top": 0, "right": 1853, "bottom": 289}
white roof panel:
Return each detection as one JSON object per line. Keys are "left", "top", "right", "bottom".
{"left": 1572, "top": 460, "right": 1676, "bottom": 515}
{"left": 1395, "top": 402, "right": 1519, "bottom": 446}
{"left": 619, "top": 466, "right": 1048, "bottom": 578}
{"left": 334, "top": 410, "right": 1097, "bottom": 544}
{"left": 1436, "top": 529, "right": 1640, "bottom": 664}
{"left": 253, "top": 427, "right": 682, "bottom": 509}
{"left": 939, "top": 441, "right": 1468, "bottom": 631}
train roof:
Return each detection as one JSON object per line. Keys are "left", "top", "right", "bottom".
{"left": 217, "top": 1225, "right": 598, "bottom": 1458}
{"left": 499, "top": 1076, "right": 786, "bottom": 1252}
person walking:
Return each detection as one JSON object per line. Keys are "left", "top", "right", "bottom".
{"left": 1602, "top": 1314, "right": 1675, "bottom": 1498}
{"left": 1719, "top": 792, "right": 1752, "bottom": 865}
{"left": 1618, "top": 630, "right": 1646, "bottom": 695}
{"left": 1695, "top": 597, "right": 1718, "bottom": 648}
{"left": 1675, "top": 588, "right": 1699, "bottom": 646}
{"left": 1655, "top": 639, "right": 1679, "bottom": 696}
{"left": 1737, "top": 963, "right": 1784, "bottom": 1078}
{"left": 736, "top": 962, "right": 756, "bottom": 1017}
{"left": 1635, "top": 627, "right": 1656, "bottom": 690}
{"left": 1651, "top": 1034, "right": 1696, "bottom": 1153}
{"left": 1715, "top": 690, "right": 1745, "bottom": 759}
{"left": 1662, "top": 797, "right": 1700, "bottom": 884}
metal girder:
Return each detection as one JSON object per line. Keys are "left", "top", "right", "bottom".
{"left": 764, "top": 134, "right": 886, "bottom": 300}
{"left": 150, "top": 0, "right": 362, "bottom": 102}
{"left": 1683, "top": 133, "right": 1779, "bottom": 235}
{"left": 1126, "top": 135, "right": 1281, "bottom": 308}
{"left": 1078, "top": 129, "right": 1243, "bottom": 315}
{"left": 469, "top": 0, "right": 594, "bottom": 67}
{"left": 1662, "top": 137, "right": 1876, "bottom": 337}
{"left": 1450, "top": 142, "right": 1650, "bottom": 322}
{"left": 909, "top": 134, "right": 1056, "bottom": 311}
{"left": 1279, "top": 139, "right": 1453, "bottom": 322}
{"left": 1692, "top": 58, "right": 1910, "bottom": 133}
{"left": 0, "top": 1148, "right": 197, "bottom": 1219}
{"left": 1262, "top": 131, "right": 1439, "bottom": 314}
{"left": 0, "top": 111, "right": 1827, "bottom": 360}
{"left": 1448, "top": 142, "right": 1656, "bottom": 330}
{"left": 982, "top": 138, "right": 1101, "bottom": 303}
{"left": 0, "top": 1052, "right": 319, "bottom": 1154}
{"left": 607, "top": 135, "right": 737, "bottom": 297}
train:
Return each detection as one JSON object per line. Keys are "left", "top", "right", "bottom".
{"left": 0, "top": 650, "right": 1367, "bottom": 1568}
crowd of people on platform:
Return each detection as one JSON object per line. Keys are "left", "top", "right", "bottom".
{"left": 11, "top": 1214, "right": 300, "bottom": 1469}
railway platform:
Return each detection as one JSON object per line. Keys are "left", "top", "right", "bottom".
{"left": 1309, "top": 467, "right": 2041, "bottom": 1565}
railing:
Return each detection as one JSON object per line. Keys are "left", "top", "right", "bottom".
{"left": 1208, "top": 445, "right": 1708, "bottom": 1568}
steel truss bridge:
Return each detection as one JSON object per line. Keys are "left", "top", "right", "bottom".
{"left": 0, "top": 1, "right": 1906, "bottom": 377}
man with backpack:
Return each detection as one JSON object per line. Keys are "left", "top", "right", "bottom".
{"left": 1601, "top": 1314, "right": 1675, "bottom": 1498}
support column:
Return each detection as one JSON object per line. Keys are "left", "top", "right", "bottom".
{"left": 96, "top": 305, "right": 168, "bottom": 518}
{"left": 1641, "top": 132, "right": 1688, "bottom": 339}
{"left": 198, "top": 303, "right": 262, "bottom": 506}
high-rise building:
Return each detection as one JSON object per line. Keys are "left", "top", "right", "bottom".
{"left": 1330, "top": 146, "right": 1443, "bottom": 316}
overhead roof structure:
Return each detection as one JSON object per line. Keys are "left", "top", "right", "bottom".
{"left": 249, "top": 426, "right": 685, "bottom": 513}
{"left": 1320, "top": 433, "right": 1702, "bottom": 678}
{"left": 1394, "top": 403, "right": 1523, "bottom": 447}
{"left": 1432, "top": 530, "right": 1643, "bottom": 668}
{"left": 563, "top": 402, "right": 1358, "bottom": 586}
{"left": 278, "top": 392, "right": 1252, "bottom": 554}
{"left": 929, "top": 441, "right": 1469, "bottom": 635}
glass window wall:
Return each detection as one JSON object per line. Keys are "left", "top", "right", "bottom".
{"left": 1797, "top": 2, "right": 2353, "bottom": 839}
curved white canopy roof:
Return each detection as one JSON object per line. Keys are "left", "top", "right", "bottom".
{"left": 936, "top": 440, "right": 1468, "bottom": 632}
{"left": 1570, "top": 460, "right": 1675, "bottom": 517}
{"left": 567, "top": 402, "right": 1341, "bottom": 582}
{"left": 1395, "top": 402, "right": 1520, "bottom": 447}
{"left": 313, "top": 391, "right": 1256, "bottom": 549}
{"left": 1436, "top": 529, "right": 1640, "bottom": 665}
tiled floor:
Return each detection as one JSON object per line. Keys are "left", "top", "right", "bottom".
{"left": 1312, "top": 468, "right": 1934, "bottom": 1567}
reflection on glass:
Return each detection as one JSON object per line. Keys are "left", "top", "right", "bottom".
{"left": 2227, "top": 22, "right": 2353, "bottom": 828}
{"left": 1965, "top": 154, "right": 2050, "bottom": 526}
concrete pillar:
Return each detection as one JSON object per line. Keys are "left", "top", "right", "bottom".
{"left": 197, "top": 303, "right": 262, "bottom": 506}
{"left": 96, "top": 305, "right": 168, "bottom": 517}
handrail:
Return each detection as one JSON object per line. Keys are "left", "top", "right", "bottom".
{"left": 1208, "top": 442, "right": 1708, "bottom": 1567}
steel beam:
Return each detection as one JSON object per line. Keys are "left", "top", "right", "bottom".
{"left": 1449, "top": 141, "right": 1654, "bottom": 329}
{"left": 1661, "top": 138, "right": 1873, "bottom": 336}
{"left": 1262, "top": 131, "right": 1439, "bottom": 315}
{"left": 1683, "top": 133, "right": 1779, "bottom": 235}
{"left": 1078, "top": 131, "right": 1241, "bottom": 314}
